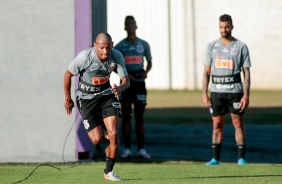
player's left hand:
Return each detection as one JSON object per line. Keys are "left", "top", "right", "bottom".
{"left": 111, "top": 84, "right": 121, "bottom": 100}
{"left": 240, "top": 95, "right": 249, "bottom": 110}
{"left": 141, "top": 71, "right": 148, "bottom": 79}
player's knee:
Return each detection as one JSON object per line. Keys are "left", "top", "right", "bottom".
{"left": 134, "top": 111, "right": 144, "bottom": 120}
{"left": 213, "top": 129, "right": 221, "bottom": 134}
{"left": 233, "top": 120, "right": 243, "bottom": 128}
{"left": 122, "top": 110, "right": 132, "bottom": 119}
{"left": 135, "top": 127, "right": 144, "bottom": 134}
{"left": 92, "top": 137, "right": 103, "bottom": 145}
{"left": 213, "top": 123, "right": 223, "bottom": 130}
{"left": 135, "top": 115, "right": 144, "bottom": 122}
{"left": 107, "top": 130, "right": 118, "bottom": 142}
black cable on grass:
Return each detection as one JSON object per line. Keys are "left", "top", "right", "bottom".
{"left": 62, "top": 111, "right": 80, "bottom": 168}
{"left": 11, "top": 107, "right": 80, "bottom": 184}
{"left": 11, "top": 164, "right": 61, "bottom": 184}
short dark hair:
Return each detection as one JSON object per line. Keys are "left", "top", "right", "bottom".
{"left": 125, "top": 15, "right": 135, "bottom": 25}
{"left": 95, "top": 32, "right": 112, "bottom": 43}
{"left": 219, "top": 14, "right": 233, "bottom": 26}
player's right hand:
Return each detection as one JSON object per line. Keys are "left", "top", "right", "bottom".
{"left": 141, "top": 71, "right": 148, "bottom": 79}
{"left": 202, "top": 94, "right": 211, "bottom": 108}
{"left": 64, "top": 99, "right": 74, "bottom": 115}
{"left": 128, "top": 74, "right": 136, "bottom": 81}
{"left": 111, "top": 84, "right": 121, "bottom": 101}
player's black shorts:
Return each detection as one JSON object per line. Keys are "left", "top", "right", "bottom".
{"left": 77, "top": 94, "right": 120, "bottom": 132}
{"left": 210, "top": 92, "right": 244, "bottom": 116}
{"left": 120, "top": 80, "right": 147, "bottom": 105}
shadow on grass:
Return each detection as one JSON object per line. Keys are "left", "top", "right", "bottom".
{"left": 145, "top": 107, "right": 282, "bottom": 125}
{"left": 125, "top": 174, "right": 282, "bottom": 181}
{"left": 90, "top": 106, "right": 282, "bottom": 164}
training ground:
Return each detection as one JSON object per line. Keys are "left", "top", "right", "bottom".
{"left": 91, "top": 124, "right": 282, "bottom": 164}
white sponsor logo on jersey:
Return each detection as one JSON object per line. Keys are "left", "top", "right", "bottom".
{"left": 215, "top": 84, "right": 234, "bottom": 89}
{"left": 129, "top": 46, "right": 135, "bottom": 50}
{"left": 221, "top": 48, "right": 229, "bottom": 52}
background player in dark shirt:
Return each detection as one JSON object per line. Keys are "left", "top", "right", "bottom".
{"left": 115, "top": 16, "right": 152, "bottom": 159}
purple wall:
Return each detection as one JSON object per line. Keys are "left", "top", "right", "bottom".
{"left": 75, "top": 0, "right": 92, "bottom": 159}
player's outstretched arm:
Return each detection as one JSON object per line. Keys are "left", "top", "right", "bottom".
{"left": 119, "top": 76, "right": 130, "bottom": 92}
{"left": 111, "top": 76, "right": 130, "bottom": 101}
{"left": 64, "top": 70, "right": 74, "bottom": 115}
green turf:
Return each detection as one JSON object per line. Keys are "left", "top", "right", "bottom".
{"left": 1, "top": 162, "right": 282, "bottom": 184}
{"left": 145, "top": 90, "right": 282, "bottom": 125}
{"left": 2, "top": 90, "right": 282, "bottom": 183}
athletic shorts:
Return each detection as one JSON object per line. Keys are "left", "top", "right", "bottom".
{"left": 120, "top": 80, "right": 147, "bottom": 105}
{"left": 77, "top": 94, "right": 121, "bottom": 132}
{"left": 210, "top": 92, "right": 244, "bottom": 116}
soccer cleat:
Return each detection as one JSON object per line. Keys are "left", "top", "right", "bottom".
{"left": 205, "top": 158, "right": 220, "bottom": 165}
{"left": 238, "top": 158, "right": 247, "bottom": 165}
{"left": 137, "top": 149, "right": 151, "bottom": 159}
{"left": 120, "top": 148, "right": 132, "bottom": 158}
{"left": 104, "top": 170, "right": 122, "bottom": 181}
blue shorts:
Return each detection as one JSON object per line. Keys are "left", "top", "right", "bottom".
{"left": 210, "top": 92, "right": 244, "bottom": 116}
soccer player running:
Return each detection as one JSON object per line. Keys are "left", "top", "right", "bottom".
{"left": 64, "top": 32, "right": 130, "bottom": 181}
{"left": 202, "top": 14, "right": 251, "bottom": 165}
{"left": 115, "top": 15, "right": 152, "bottom": 159}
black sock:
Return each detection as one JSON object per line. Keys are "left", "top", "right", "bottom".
{"left": 123, "top": 134, "right": 131, "bottom": 149}
{"left": 105, "top": 157, "right": 116, "bottom": 174}
{"left": 237, "top": 144, "right": 246, "bottom": 159}
{"left": 137, "top": 134, "right": 145, "bottom": 151}
{"left": 212, "top": 143, "right": 221, "bottom": 161}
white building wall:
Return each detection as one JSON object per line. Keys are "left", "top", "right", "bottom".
{"left": 193, "top": 0, "right": 282, "bottom": 90}
{"left": 108, "top": 0, "right": 282, "bottom": 90}
{"left": 170, "top": 0, "right": 186, "bottom": 89}
{"left": 0, "top": 0, "right": 76, "bottom": 162}
{"left": 107, "top": 0, "right": 170, "bottom": 89}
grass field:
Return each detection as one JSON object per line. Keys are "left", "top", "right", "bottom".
{"left": 1, "top": 90, "right": 282, "bottom": 184}
{"left": 146, "top": 90, "right": 282, "bottom": 124}
{"left": 1, "top": 162, "right": 282, "bottom": 184}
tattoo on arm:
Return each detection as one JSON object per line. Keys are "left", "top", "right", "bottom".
{"left": 202, "top": 66, "right": 211, "bottom": 94}
{"left": 243, "top": 68, "right": 251, "bottom": 96}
